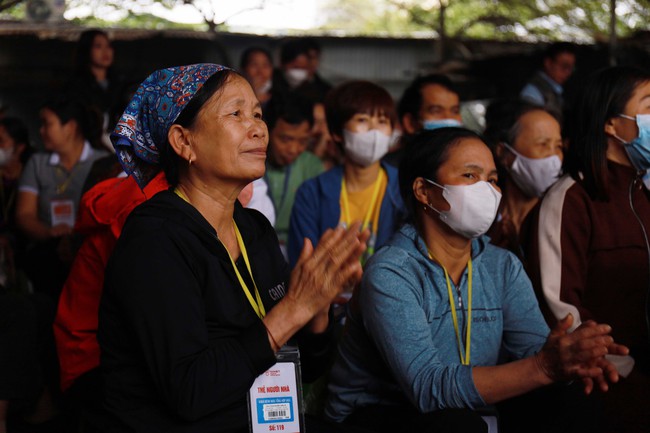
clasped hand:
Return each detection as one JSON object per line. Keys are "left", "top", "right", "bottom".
{"left": 535, "top": 313, "right": 629, "bottom": 394}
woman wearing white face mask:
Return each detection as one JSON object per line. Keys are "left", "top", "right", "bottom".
{"left": 288, "top": 81, "right": 406, "bottom": 276}
{"left": 527, "top": 66, "right": 650, "bottom": 433}
{"left": 324, "top": 127, "right": 627, "bottom": 433}
{"left": 483, "top": 101, "right": 564, "bottom": 258}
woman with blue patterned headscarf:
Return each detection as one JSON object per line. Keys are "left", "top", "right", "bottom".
{"left": 98, "top": 64, "right": 369, "bottom": 432}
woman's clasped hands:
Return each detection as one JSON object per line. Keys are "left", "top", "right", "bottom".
{"left": 534, "top": 313, "right": 629, "bottom": 394}
{"left": 287, "top": 222, "right": 370, "bottom": 330}
{"left": 263, "top": 222, "right": 369, "bottom": 346}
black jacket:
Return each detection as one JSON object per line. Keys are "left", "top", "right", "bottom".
{"left": 98, "top": 190, "right": 331, "bottom": 432}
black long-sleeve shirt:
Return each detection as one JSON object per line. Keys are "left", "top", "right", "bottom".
{"left": 98, "top": 190, "right": 331, "bottom": 432}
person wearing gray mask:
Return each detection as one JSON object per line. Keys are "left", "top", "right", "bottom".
{"left": 483, "top": 100, "right": 563, "bottom": 259}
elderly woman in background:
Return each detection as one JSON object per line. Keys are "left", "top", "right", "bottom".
{"left": 325, "top": 127, "right": 627, "bottom": 433}
{"left": 482, "top": 100, "right": 564, "bottom": 259}
{"left": 98, "top": 64, "right": 369, "bottom": 433}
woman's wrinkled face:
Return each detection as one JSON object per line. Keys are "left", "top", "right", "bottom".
{"left": 510, "top": 110, "right": 563, "bottom": 161}
{"left": 188, "top": 74, "right": 268, "bottom": 183}
{"left": 90, "top": 34, "right": 114, "bottom": 70}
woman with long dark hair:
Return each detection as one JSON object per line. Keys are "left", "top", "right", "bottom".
{"left": 527, "top": 65, "right": 650, "bottom": 432}
{"left": 68, "top": 29, "right": 124, "bottom": 152}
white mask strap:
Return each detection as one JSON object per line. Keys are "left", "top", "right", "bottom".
{"left": 424, "top": 178, "right": 444, "bottom": 190}
{"left": 423, "top": 178, "right": 444, "bottom": 215}
{"left": 502, "top": 142, "right": 522, "bottom": 157}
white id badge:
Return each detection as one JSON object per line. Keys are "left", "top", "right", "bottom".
{"left": 248, "top": 346, "right": 305, "bottom": 433}
{"left": 50, "top": 199, "right": 75, "bottom": 228}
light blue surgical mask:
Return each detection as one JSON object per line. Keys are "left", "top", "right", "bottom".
{"left": 421, "top": 118, "right": 462, "bottom": 131}
{"left": 616, "top": 114, "right": 650, "bottom": 172}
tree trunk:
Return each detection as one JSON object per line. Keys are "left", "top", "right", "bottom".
{"left": 437, "top": 1, "right": 447, "bottom": 63}
{"left": 609, "top": 0, "right": 617, "bottom": 66}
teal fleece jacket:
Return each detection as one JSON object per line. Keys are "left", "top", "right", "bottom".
{"left": 325, "top": 223, "right": 549, "bottom": 421}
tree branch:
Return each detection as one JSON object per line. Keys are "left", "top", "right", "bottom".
{"left": 0, "top": 0, "right": 25, "bottom": 13}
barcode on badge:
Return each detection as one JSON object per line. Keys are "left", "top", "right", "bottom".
{"left": 264, "top": 404, "right": 290, "bottom": 421}
{"left": 256, "top": 397, "right": 294, "bottom": 424}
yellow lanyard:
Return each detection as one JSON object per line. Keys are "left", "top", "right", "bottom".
{"left": 340, "top": 170, "right": 384, "bottom": 233}
{"left": 429, "top": 250, "right": 473, "bottom": 365}
{"left": 55, "top": 166, "right": 77, "bottom": 195}
{"left": 175, "top": 188, "right": 266, "bottom": 319}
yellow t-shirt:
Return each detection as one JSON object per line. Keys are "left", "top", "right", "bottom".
{"left": 339, "top": 168, "right": 387, "bottom": 236}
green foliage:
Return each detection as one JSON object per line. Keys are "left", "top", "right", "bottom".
{"left": 320, "top": 0, "right": 649, "bottom": 41}
{"left": 320, "top": 0, "right": 428, "bottom": 36}
{"left": 0, "top": 0, "right": 25, "bottom": 17}
{"left": 67, "top": 12, "right": 204, "bottom": 30}
{"left": 63, "top": 0, "right": 260, "bottom": 32}
{"left": 3, "top": 0, "right": 646, "bottom": 41}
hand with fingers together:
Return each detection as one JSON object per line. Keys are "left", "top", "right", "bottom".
{"left": 534, "top": 314, "right": 629, "bottom": 394}
{"left": 263, "top": 222, "right": 370, "bottom": 348}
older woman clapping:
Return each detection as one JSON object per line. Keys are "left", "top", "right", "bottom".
{"left": 98, "top": 64, "right": 368, "bottom": 433}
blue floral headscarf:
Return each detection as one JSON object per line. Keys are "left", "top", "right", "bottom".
{"left": 111, "top": 63, "right": 229, "bottom": 188}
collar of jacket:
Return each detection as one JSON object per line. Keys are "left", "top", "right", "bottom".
{"left": 392, "top": 223, "right": 490, "bottom": 267}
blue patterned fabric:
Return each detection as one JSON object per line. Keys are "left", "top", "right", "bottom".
{"left": 111, "top": 63, "right": 228, "bottom": 188}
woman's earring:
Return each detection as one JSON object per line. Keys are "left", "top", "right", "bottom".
{"left": 188, "top": 157, "right": 193, "bottom": 166}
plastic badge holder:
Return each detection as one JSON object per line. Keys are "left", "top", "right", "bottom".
{"left": 248, "top": 346, "right": 305, "bottom": 433}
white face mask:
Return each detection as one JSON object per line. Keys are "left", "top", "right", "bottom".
{"left": 503, "top": 143, "right": 562, "bottom": 198}
{"left": 343, "top": 129, "right": 391, "bottom": 167}
{"left": 425, "top": 179, "right": 502, "bottom": 239}
{"left": 0, "top": 147, "right": 14, "bottom": 167}
{"left": 284, "top": 68, "right": 309, "bottom": 89}
{"left": 389, "top": 130, "right": 402, "bottom": 149}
